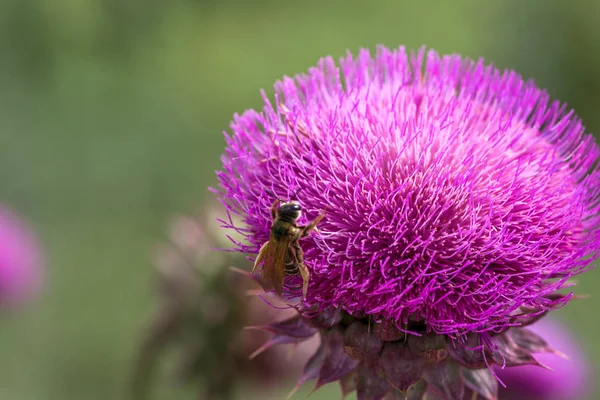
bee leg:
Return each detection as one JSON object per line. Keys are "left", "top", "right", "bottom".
{"left": 252, "top": 242, "right": 269, "bottom": 273}
{"left": 298, "top": 262, "right": 310, "bottom": 299}
{"left": 298, "top": 208, "right": 327, "bottom": 237}
{"left": 291, "top": 242, "right": 310, "bottom": 298}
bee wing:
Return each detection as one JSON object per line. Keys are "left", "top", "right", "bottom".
{"left": 261, "top": 236, "right": 292, "bottom": 295}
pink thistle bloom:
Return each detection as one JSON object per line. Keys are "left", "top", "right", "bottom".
{"left": 215, "top": 46, "right": 600, "bottom": 399}
{"left": 0, "top": 205, "right": 43, "bottom": 308}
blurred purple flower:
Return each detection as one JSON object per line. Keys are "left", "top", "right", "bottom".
{"left": 214, "top": 46, "right": 600, "bottom": 399}
{"left": 496, "top": 318, "right": 592, "bottom": 400}
{"left": 133, "top": 205, "right": 318, "bottom": 400}
{"left": 0, "top": 205, "right": 43, "bottom": 308}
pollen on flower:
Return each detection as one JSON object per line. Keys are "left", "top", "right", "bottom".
{"left": 215, "top": 45, "right": 600, "bottom": 337}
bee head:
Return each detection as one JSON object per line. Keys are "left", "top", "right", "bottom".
{"left": 278, "top": 201, "right": 302, "bottom": 221}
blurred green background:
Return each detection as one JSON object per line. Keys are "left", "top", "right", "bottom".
{"left": 0, "top": 0, "right": 598, "bottom": 399}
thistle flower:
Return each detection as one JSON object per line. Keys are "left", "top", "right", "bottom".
{"left": 215, "top": 45, "right": 600, "bottom": 399}
{"left": 132, "top": 205, "right": 317, "bottom": 400}
{"left": 0, "top": 205, "right": 43, "bottom": 308}
{"left": 496, "top": 318, "right": 592, "bottom": 400}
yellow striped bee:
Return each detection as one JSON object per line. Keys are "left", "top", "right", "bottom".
{"left": 252, "top": 200, "right": 326, "bottom": 298}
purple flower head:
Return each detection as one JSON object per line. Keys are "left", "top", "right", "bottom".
{"left": 216, "top": 45, "right": 600, "bottom": 337}
{"left": 0, "top": 205, "right": 43, "bottom": 308}
{"left": 496, "top": 318, "right": 592, "bottom": 400}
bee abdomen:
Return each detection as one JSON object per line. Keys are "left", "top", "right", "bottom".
{"left": 284, "top": 257, "right": 299, "bottom": 275}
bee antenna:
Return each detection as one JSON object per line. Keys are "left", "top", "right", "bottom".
{"left": 265, "top": 189, "right": 285, "bottom": 203}
{"left": 290, "top": 188, "right": 302, "bottom": 200}
{"left": 265, "top": 188, "right": 301, "bottom": 202}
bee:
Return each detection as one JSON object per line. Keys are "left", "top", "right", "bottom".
{"left": 252, "top": 200, "right": 326, "bottom": 298}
